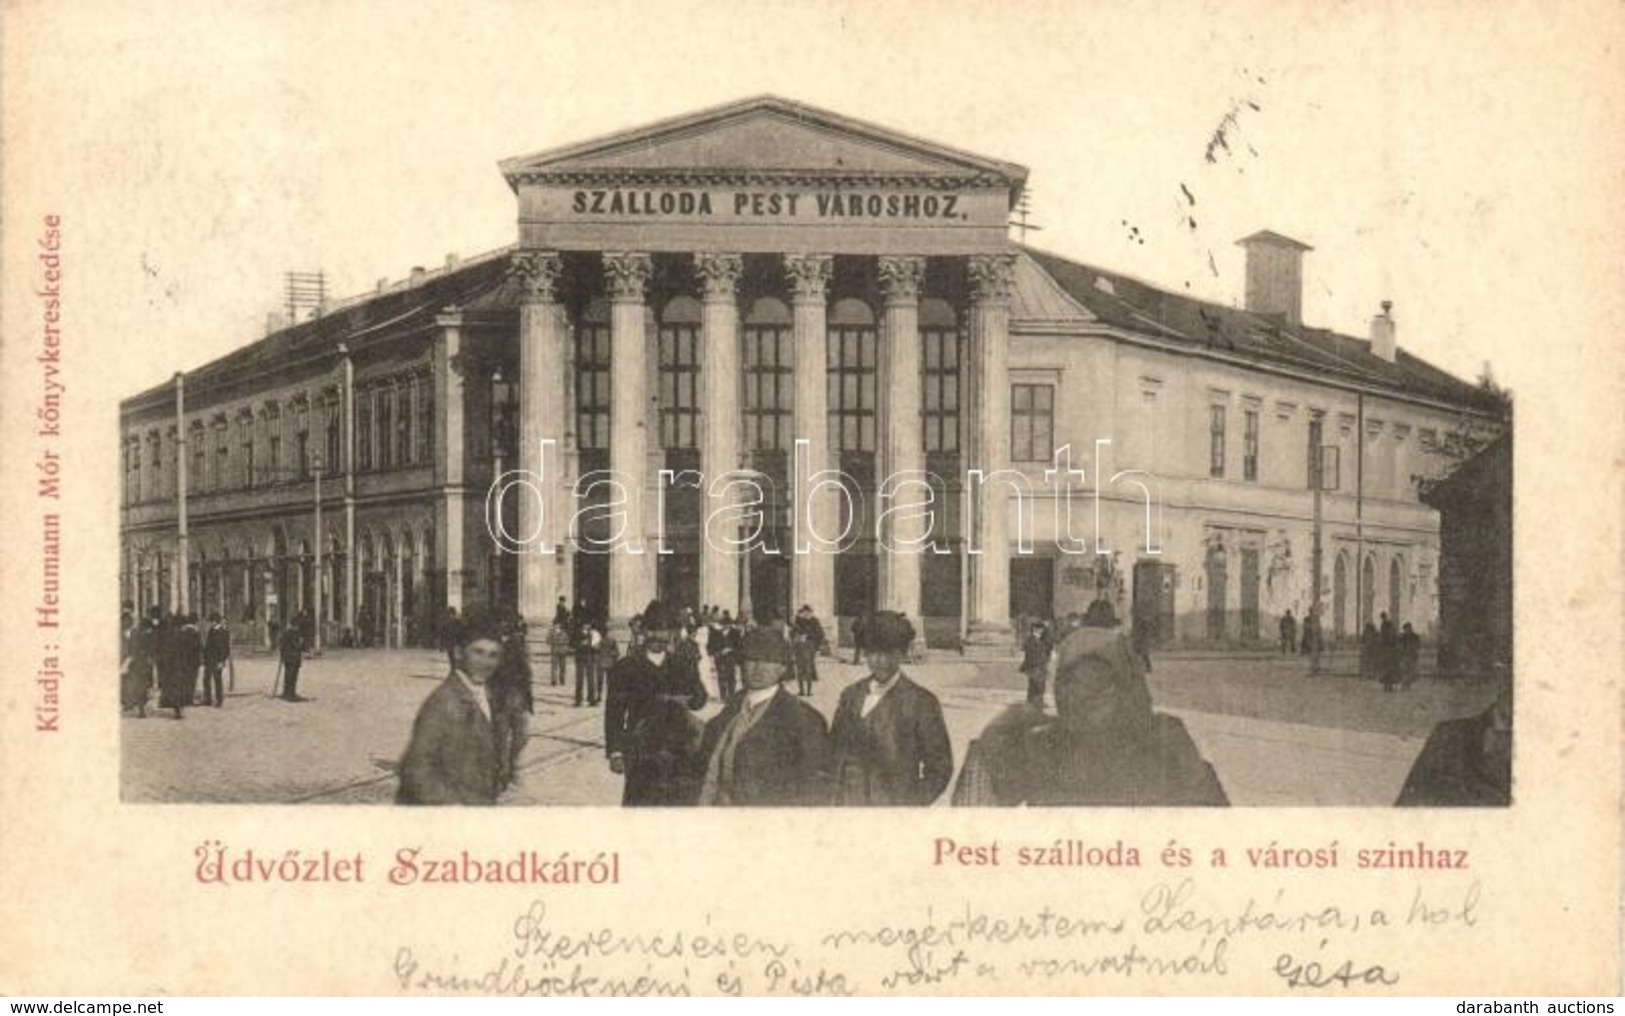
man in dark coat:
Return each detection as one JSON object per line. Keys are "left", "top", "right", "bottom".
{"left": 201, "top": 613, "right": 231, "bottom": 707}
{"left": 178, "top": 614, "right": 203, "bottom": 705}
{"left": 278, "top": 618, "right": 306, "bottom": 701}
{"left": 1279, "top": 610, "right": 1297, "bottom": 654}
{"left": 1398, "top": 622, "right": 1422, "bottom": 688}
{"left": 1378, "top": 612, "right": 1399, "bottom": 690}
{"left": 572, "top": 617, "right": 599, "bottom": 707}
{"left": 830, "top": 611, "right": 953, "bottom": 806}
{"left": 1396, "top": 681, "right": 1511, "bottom": 807}
{"left": 1020, "top": 620, "right": 1053, "bottom": 705}
{"left": 695, "top": 626, "right": 831, "bottom": 806}
{"left": 604, "top": 600, "right": 709, "bottom": 806}
{"left": 710, "top": 612, "right": 740, "bottom": 704}
{"left": 790, "top": 604, "right": 827, "bottom": 697}
{"left": 154, "top": 612, "right": 189, "bottom": 719}
{"left": 396, "top": 617, "right": 504, "bottom": 805}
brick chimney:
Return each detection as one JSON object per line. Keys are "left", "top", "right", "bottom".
{"left": 1370, "top": 300, "right": 1396, "bottom": 362}
{"left": 1236, "top": 230, "right": 1312, "bottom": 326}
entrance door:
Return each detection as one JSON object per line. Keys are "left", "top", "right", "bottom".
{"left": 1132, "top": 560, "right": 1176, "bottom": 648}
{"left": 1240, "top": 548, "right": 1261, "bottom": 642}
{"left": 748, "top": 552, "right": 791, "bottom": 625}
{"left": 1009, "top": 556, "right": 1055, "bottom": 623}
{"left": 1205, "top": 547, "right": 1228, "bottom": 642}
{"left": 572, "top": 551, "right": 609, "bottom": 626}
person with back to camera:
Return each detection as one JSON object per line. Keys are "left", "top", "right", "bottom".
{"left": 953, "top": 612, "right": 1229, "bottom": 807}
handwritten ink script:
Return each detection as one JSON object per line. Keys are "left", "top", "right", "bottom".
{"left": 391, "top": 878, "right": 1481, "bottom": 996}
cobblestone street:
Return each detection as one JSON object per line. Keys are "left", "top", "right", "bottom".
{"left": 121, "top": 647, "right": 1498, "bottom": 807}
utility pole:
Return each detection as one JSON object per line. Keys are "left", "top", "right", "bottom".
{"left": 312, "top": 450, "right": 324, "bottom": 655}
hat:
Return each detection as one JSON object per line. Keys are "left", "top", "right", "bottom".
{"left": 738, "top": 627, "right": 791, "bottom": 666}
{"left": 797, "top": 604, "right": 814, "bottom": 615}
{"left": 859, "top": 611, "right": 915, "bottom": 653}
{"left": 640, "top": 599, "right": 681, "bottom": 632}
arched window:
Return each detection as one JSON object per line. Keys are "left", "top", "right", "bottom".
{"left": 657, "top": 296, "right": 702, "bottom": 451}
{"left": 744, "top": 297, "right": 793, "bottom": 461}
{"left": 827, "top": 297, "right": 878, "bottom": 461}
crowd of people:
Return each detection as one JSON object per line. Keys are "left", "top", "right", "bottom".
{"left": 395, "top": 594, "right": 1232, "bottom": 809}
{"left": 120, "top": 603, "right": 251, "bottom": 718}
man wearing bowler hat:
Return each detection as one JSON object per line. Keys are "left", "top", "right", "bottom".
{"left": 830, "top": 611, "right": 953, "bottom": 806}
{"left": 695, "top": 626, "right": 831, "bottom": 806}
{"left": 603, "top": 599, "right": 709, "bottom": 806}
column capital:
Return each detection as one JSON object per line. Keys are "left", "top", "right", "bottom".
{"left": 877, "top": 255, "right": 926, "bottom": 305}
{"left": 511, "top": 250, "right": 564, "bottom": 304}
{"left": 783, "top": 253, "right": 833, "bottom": 303}
{"left": 967, "top": 252, "right": 1019, "bottom": 306}
{"left": 694, "top": 252, "right": 744, "bottom": 302}
{"left": 603, "top": 251, "right": 654, "bottom": 303}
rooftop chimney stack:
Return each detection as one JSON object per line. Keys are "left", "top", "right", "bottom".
{"left": 409, "top": 265, "right": 427, "bottom": 287}
{"left": 445, "top": 252, "right": 461, "bottom": 271}
{"left": 1236, "top": 230, "right": 1312, "bottom": 326}
{"left": 1370, "top": 300, "right": 1396, "bottom": 362}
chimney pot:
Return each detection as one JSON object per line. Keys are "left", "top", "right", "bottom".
{"left": 445, "top": 253, "right": 461, "bottom": 271}
{"left": 376, "top": 277, "right": 389, "bottom": 293}
{"left": 1370, "top": 300, "right": 1397, "bottom": 363}
{"left": 410, "top": 266, "right": 427, "bottom": 286}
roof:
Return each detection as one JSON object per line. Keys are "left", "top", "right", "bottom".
{"left": 126, "top": 242, "right": 1504, "bottom": 420}
{"left": 1236, "top": 229, "right": 1313, "bottom": 251}
{"left": 1018, "top": 244, "right": 1506, "bottom": 413}
{"left": 499, "top": 95, "right": 1030, "bottom": 206}
{"left": 122, "top": 247, "right": 516, "bottom": 413}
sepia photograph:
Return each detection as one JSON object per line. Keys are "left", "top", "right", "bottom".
{"left": 2, "top": 0, "right": 1618, "bottom": 999}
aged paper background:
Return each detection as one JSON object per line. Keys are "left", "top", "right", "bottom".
{"left": 1, "top": 0, "right": 1621, "bottom": 996}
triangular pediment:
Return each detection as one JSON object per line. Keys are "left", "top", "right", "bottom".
{"left": 500, "top": 96, "right": 1027, "bottom": 200}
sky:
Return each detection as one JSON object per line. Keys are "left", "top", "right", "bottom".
{"left": 4, "top": 0, "right": 1622, "bottom": 394}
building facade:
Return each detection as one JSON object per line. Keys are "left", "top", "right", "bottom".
{"left": 118, "top": 96, "right": 1508, "bottom": 652}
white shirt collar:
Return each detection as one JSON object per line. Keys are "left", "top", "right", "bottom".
{"left": 454, "top": 670, "right": 491, "bottom": 722}
{"left": 743, "top": 684, "right": 780, "bottom": 710}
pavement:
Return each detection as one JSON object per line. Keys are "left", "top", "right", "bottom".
{"left": 120, "top": 647, "right": 1498, "bottom": 807}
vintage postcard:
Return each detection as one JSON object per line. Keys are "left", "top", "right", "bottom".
{"left": 1, "top": 0, "right": 1620, "bottom": 997}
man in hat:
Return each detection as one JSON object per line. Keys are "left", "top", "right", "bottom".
{"left": 1396, "top": 676, "right": 1511, "bottom": 807}
{"left": 790, "top": 604, "right": 828, "bottom": 697}
{"left": 200, "top": 612, "right": 231, "bottom": 707}
{"left": 829, "top": 611, "right": 953, "bottom": 806}
{"left": 604, "top": 599, "right": 709, "bottom": 806}
{"left": 695, "top": 626, "right": 831, "bottom": 806}
{"left": 396, "top": 615, "right": 504, "bottom": 806}
{"left": 1020, "top": 619, "right": 1053, "bottom": 705}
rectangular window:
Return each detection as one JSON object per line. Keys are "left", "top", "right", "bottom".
{"left": 1243, "top": 408, "right": 1259, "bottom": 482}
{"left": 394, "top": 382, "right": 412, "bottom": 467}
{"left": 324, "top": 396, "right": 341, "bottom": 475}
{"left": 1307, "top": 417, "right": 1324, "bottom": 490}
{"left": 575, "top": 325, "right": 612, "bottom": 451}
{"left": 377, "top": 388, "right": 394, "bottom": 470}
{"left": 191, "top": 425, "right": 206, "bottom": 492}
{"left": 744, "top": 325, "right": 793, "bottom": 465}
{"left": 658, "top": 323, "right": 701, "bottom": 450}
{"left": 922, "top": 328, "right": 961, "bottom": 454}
{"left": 357, "top": 393, "right": 372, "bottom": 471}
{"left": 1010, "top": 383, "right": 1054, "bottom": 463}
{"left": 416, "top": 374, "right": 434, "bottom": 464}
{"left": 490, "top": 375, "right": 517, "bottom": 459}
{"left": 1209, "top": 404, "right": 1227, "bottom": 478}
{"left": 827, "top": 324, "right": 878, "bottom": 486}
{"left": 215, "top": 424, "right": 230, "bottom": 490}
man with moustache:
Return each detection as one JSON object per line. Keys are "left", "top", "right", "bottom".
{"left": 603, "top": 600, "right": 709, "bottom": 806}
{"left": 829, "top": 611, "right": 953, "bottom": 806}
{"left": 695, "top": 626, "right": 830, "bottom": 806}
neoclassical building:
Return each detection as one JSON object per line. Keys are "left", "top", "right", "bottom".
{"left": 118, "top": 96, "right": 1507, "bottom": 652}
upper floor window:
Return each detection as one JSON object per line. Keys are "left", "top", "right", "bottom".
{"left": 657, "top": 297, "right": 702, "bottom": 451}
{"left": 743, "top": 297, "right": 793, "bottom": 466}
{"left": 1209, "top": 404, "right": 1227, "bottom": 478}
{"left": 1243, "top": 408, "right": 1259, "bottom": 482}
{"left": 1011, "top": 383, "right": 1054, "bottom": 463}
{"left": 575, "top": 305, "right": 612, "bottom": 451}
{"left": 921, "top": 300, "right": 961, "bottom": 456}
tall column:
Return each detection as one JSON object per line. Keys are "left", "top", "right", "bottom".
{"left": 695, "top": 252, "right": 743, "bottom": 614}
{"left": 433, "top": 307, "right": 468, "bottom": 613}
{"left": 604, "top": 252, "right": 656, "bottom": 629}
{"left": 877, "top": 255, "right": 927, "bottom": 623}
{"left": 513, "top": 251, "right": 567, "bottom": 651}
{"left": 174, "top": 372, "right": 190, "bottom": 616}
{"left": 785, "top": 254, "right": 835, "bottom": 623}
{"left": 966, "top": 253, "right": 1017, "bottom": 645}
